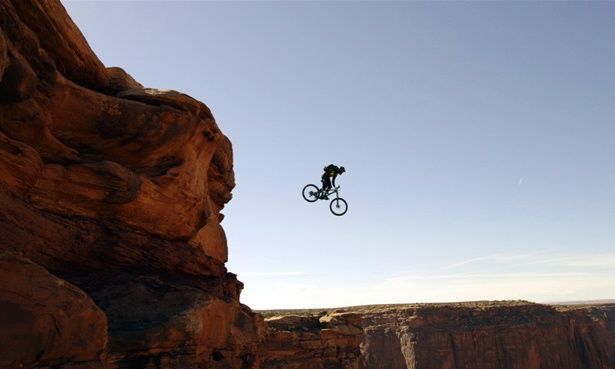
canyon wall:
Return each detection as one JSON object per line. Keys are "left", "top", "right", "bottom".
{"left": 360, "top": 302, "right": 615, "bottom": 369}
{"left": 261, "top": 313, "right": 364, "bottom": 369}
{"left": 0, "top": 1, "right": 264, "bottom": 368}
{"left": 258, "top": 302, "right": 615, "bottom": 369}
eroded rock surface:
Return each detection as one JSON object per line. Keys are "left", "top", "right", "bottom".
{"left": 360, "top": 302, "right": 615, "bottom": 369}
{"left": 259, "top": 302, "right": 615, "bottom": 369}
{"left": 0, "top": 0, "right": 262, "bottom": 367}
{"left": 0, "top": 254, "right": 107, "bottom": 369}
{"left": 261, "top": 313, "right": 364, "bottom": 369}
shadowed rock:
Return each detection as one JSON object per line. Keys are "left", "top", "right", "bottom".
{"left": 0, "top": 0, "right": 262, "bottom": 368}
{"left": 0, "top": 254, "right": 107, "bottom": 369}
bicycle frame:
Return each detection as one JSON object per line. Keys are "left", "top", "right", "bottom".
{"left": 319, "top": 186, "right": 341, "bottom": 199}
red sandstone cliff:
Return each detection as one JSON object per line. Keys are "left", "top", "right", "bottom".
{"left": 360, "top": 302, "right": 615, "bottom": 369}
{"left": 0, "top": 1, "right": 264, "bottom": 368}
{"left": 258, "top": 302, "right": 615, "bottom": 369}
{"left": 261, "top": 313, "right": 364, "bottom": 369}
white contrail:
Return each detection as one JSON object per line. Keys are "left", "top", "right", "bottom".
{"left": 518, "top": 177, "right": 525, "bottom": 186}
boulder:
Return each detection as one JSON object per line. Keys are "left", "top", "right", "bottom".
{"left": 0, "top": 254, "right": 107, "bottom": 369}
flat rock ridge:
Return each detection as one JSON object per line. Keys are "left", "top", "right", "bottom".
{"left": 258, "top": 301, "right": 615, "bottom": 369}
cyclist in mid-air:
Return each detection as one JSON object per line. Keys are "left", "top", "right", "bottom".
{"left": 321, "top": 164, "right": 346, "bottom": 199}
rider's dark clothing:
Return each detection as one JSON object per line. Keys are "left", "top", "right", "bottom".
{"left": 321, "top": 164, "right": 342, "bottom": 193}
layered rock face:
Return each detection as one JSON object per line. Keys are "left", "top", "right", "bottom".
{"left": 360, "top": 302, "right": 615, "bottom": 369}
{"left": 261, "top": 313, "right": 364, "bottom": 369}
{"left": 0, "top": 1, "right": 264, "bottom": 368}
{"left": 259, "top": 302, "right": 615, "bottom": 369}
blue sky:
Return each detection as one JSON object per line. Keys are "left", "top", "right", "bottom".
{"left": 62, "top": 1, "right": 615, "bottom": 309}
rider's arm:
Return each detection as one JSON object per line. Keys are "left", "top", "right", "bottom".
{"left": 332, "top": 175, "right": 337, "bottom": 188}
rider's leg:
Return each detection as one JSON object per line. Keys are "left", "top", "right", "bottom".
{"left": 321, "top": 176, "right": 331, "bottom": 199}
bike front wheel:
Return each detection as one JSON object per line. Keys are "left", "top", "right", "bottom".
{"left": 329, "top": 198, "right": 348, "bottom": 216}
{"left": 302, "top": 184, "right": 320, "bottom": 202}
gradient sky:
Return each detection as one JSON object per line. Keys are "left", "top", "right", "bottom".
{"left": 62, "top": 1, "right": 615, "bottom": 309}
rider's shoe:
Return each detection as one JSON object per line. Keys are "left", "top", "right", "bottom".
{"left": 323, "top": 195, "right": 329, "bottom": 200}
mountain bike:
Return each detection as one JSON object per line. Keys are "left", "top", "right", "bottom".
{"left": 302, "top": 184, "right": 348, "bottom": 216}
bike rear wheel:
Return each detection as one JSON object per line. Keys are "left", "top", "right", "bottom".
{"left": 329, "top": 198, "right": 348, "bottom": 216}
{"left": 302, "top": 184, "right": 320, "bottom": 202}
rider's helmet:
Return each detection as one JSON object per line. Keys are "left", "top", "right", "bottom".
{"left": 339, "top": 166, "right": 346, "bottom": 174}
